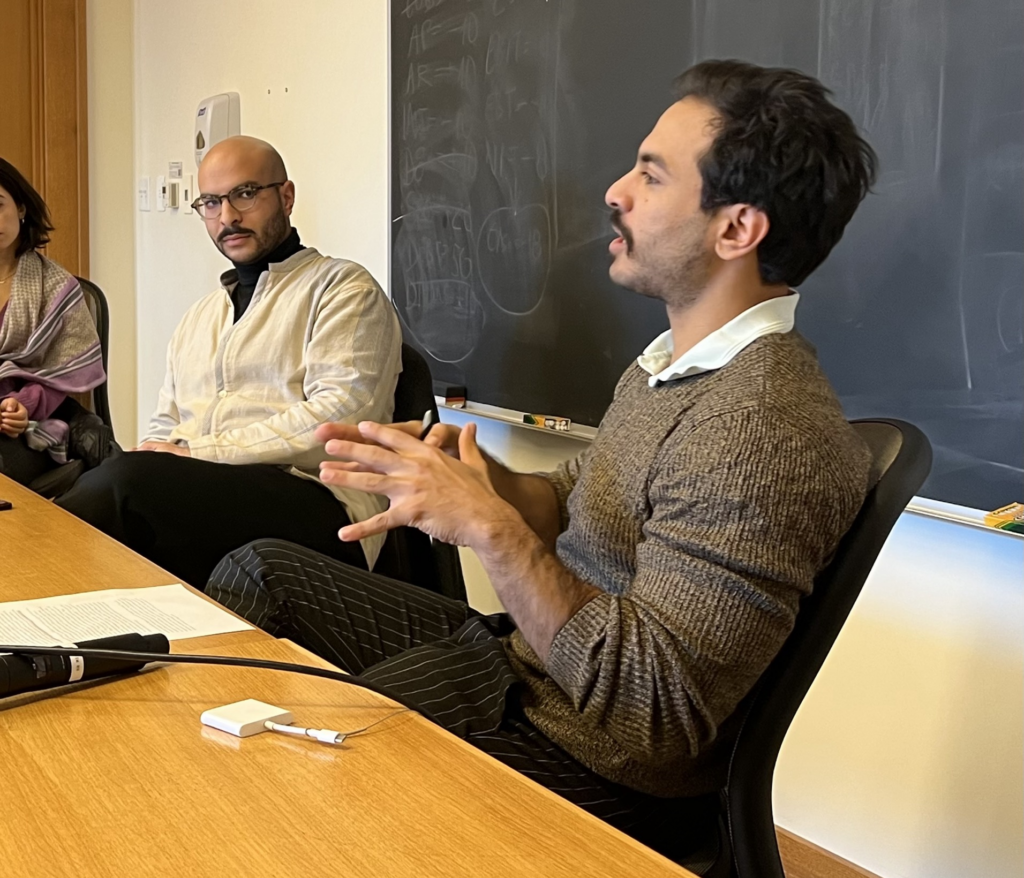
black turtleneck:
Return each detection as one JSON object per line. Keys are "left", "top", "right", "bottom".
{"left": 230, "top": 228, "right": 303, "bottom": 322}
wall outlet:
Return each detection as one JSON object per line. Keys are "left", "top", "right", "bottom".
{"left": 156, "top": 175, "right": 167, "bottom": 211}
{"left": 138, "top": 176, "right": 151, "bottom": 211}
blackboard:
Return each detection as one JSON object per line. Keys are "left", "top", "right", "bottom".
{"left": 390, "top": 0, "right": 1023, "bottom": 512}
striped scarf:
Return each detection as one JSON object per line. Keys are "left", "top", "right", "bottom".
{"left": 0, "top": 252, "right": 105, "bottom": 462}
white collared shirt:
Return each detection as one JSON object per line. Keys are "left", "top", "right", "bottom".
{"left": 637, "top": 293, "right": 800, "bottom": 387}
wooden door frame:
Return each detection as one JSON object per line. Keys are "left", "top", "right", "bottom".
{"left": 23, "top": 0, "right": 90, "bottom": 277}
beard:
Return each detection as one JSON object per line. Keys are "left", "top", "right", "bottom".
{"left": 214, "top": 205, "right": 290, "bottom": 264}
{"left": 611, "top": 212, "right": 712, "bottom": 310}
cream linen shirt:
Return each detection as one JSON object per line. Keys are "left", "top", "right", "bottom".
{"left": 143, "top": 247, "right": 402, "bottom": 566}
{"left": 637, "top": 292, "right": 800, "bottom": 385}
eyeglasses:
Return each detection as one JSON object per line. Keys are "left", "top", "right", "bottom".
{"left": 191, "top": 182, "right": 286, "bottom": 218}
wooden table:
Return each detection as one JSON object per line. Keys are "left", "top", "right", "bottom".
{"left": 0, "top": 475, "right": 695, "bottom": 878}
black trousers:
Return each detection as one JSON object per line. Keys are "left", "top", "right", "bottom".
{"left": 0, "top": 434, "right": 58, "bottom": 487}
{"left": 56, "top": 452, "right": 366, "bottom": 588}
{"left": 207, "top": 539, "right": 717, "bottom": 862}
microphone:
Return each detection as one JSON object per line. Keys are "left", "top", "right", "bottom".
{"left": 0, "top": 632, "right": 170, "bottom": 698}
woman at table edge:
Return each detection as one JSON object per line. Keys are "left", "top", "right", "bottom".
{"left": 0, "top": 158, "right": 105, "bottom": 488}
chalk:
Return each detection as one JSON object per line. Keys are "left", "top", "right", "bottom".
{"left": 983, "top": 502, "right": 1024, "bottom": 534}
{"left": 523, "top": 413, "right": 571, "bottom": 432}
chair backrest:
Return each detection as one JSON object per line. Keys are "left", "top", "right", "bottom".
{"left": 75, "top": 276, "right": 113, "bottom": 429}
{"left": 393, "top": 341, "right": 438, "bottom": 429}
{"left": 720, "top": 419, "right": 932, "bottom": 878}
{"left": 373, "top": 344, "right": 467, "bottom": 602}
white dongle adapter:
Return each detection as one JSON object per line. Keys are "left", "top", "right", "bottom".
{"left": 201, "top": 699, "right": 294, "bottom": 738}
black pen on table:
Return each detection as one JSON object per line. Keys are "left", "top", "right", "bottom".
{"left": 418, "top": 410, "right": 436, "bottom": 440}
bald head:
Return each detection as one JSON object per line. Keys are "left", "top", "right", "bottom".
{"left": 199, "top": 135, "right": 287, "bottom": 186}
{"left": 196, "top": 136, "right": 295, "bottom": 264}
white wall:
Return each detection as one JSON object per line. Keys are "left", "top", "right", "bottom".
{"left": 133, "top": 0, "right": 389, "bottom": 438}
{"left": 87, "top": 0, "right": 137, "bottom": 444}
{"left": 127, "top": 3, "right": 1023, "bottom": 875}
{"left": 775, "top": 514, "right": 1022, "bottom": 878}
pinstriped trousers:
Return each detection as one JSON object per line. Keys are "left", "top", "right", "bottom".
{"left": 207, "top": 539, "right": 717, "bottom": 861}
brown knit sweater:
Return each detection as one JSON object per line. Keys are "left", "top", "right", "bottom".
{"left": 505, "top": 331, "right": 871, "bottom": 797}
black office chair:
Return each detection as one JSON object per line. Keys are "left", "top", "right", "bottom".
{"left": 372, "top": 343, "right": 468, "bottom": 602}
{"left": 681, "top": 418, "right": 932, "bottom": 878}
{"left": 27, "top": 277, "right": 116, "bottom": 499}
{"left": 77, "top": 277, "right": 113, "bottom": 429}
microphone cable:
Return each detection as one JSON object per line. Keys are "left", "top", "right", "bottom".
{"left": 0, "top": 643, "right": 438, "bottom": 725}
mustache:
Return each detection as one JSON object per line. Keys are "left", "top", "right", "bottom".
{"left": 218, "top": 226, "right": 253, "bottom": 243}
{"left": 610, "top": 211, "right": 633, "bottom": 250}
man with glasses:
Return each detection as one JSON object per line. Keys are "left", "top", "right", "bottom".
{"left": 59, "top": 136, "right": 402, "bottom": 588}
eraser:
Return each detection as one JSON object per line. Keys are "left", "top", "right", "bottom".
{"left": 200, "top": 699, "right": 294, "bottom": 738}
{"left": 431, "top": 383, "right": 467, "bottom": 408}
{"left": 442, "top": 385, "right": 467, "bottom": 409}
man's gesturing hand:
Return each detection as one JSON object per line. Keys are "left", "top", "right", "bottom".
{"left": 319, "top": 421, "right": 520, "bottom": 547}
{"left": 314, "top": 418, "right": 462, "bottom": 460}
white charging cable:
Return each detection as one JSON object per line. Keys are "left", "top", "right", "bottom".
{"left": 263, "top": 710, "right": 408, "bottom": 746}
{"left": 264, "top": 721, "right": 346, "bottom": 745}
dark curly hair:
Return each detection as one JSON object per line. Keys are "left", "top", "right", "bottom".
{"left": 0, "top": 158, "right": 54, "bottom": 256}
{"left": 674, "top": 60, "right": 877, "bottom": 287}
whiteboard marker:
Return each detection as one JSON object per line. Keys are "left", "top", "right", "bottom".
{"left": 419, "top": 410, "right": 437, "bottom": 440}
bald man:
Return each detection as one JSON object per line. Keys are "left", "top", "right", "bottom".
{"left": 58, "top": 136, "right": 402, "bottom": 587}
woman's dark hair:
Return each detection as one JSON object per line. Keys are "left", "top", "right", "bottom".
{"left": 674, "top": 60, "right": 878, "bottom": 287}
{"left": 0, "top": 158, "right": 54, "bottom": 256}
